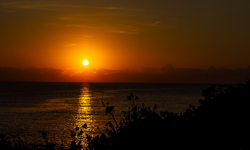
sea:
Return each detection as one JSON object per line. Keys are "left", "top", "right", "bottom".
{"left": 0, "top": 82, "right": 213, "bottom": 145}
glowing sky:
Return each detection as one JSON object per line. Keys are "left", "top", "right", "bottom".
{"left": 1, "top": 0, "right": 250, "bottom": 82}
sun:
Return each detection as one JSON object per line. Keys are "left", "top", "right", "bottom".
{"left": 83, "top": 60, "right": 89, "bottom": 66}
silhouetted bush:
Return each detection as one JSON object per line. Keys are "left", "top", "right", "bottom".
{"left": 180, "top": 81, "right": 250, "bottom": 150}
{"left": 86, "top": 81, "right": 250, "bottom": 150}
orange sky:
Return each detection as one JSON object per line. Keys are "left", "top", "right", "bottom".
{"left": 1, "top": 0, "right": 250, "bottom": 83}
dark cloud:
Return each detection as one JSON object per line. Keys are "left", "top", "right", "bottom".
{"left": 158, "top": 65, "right": 250, "bottom": 83}
{"left": 1, "top": 66, "right": 250, "bottom": 83}
{"left": 0, "top": 67, "right": 65, "bottom": 82}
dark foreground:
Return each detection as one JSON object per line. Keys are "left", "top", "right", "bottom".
{"left": 1, "top": 81, "right": 250, "bottom": 150}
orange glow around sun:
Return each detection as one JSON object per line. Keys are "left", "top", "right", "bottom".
{"left": 83, "top": 60, "right": 89, "bottom": 66}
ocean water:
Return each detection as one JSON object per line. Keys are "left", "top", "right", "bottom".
{"left": 0, "top": 82, "right": 212, "bottom": 144}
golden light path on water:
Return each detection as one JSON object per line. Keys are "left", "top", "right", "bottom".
{"left": 73, "top": 83, "right": 113, "bottom": 147}
{"left": 76, "top": 83, "right": 95, "bottom": 134}
{"left": 72, "top": 83, "right": 94, "bottom": 148}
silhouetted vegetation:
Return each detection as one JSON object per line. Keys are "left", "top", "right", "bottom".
{"left": 85, "top": 81, "right": 250, "bottom": 150}
{"left": 1, "top": 81, "right": 250, "bottom": 150}
{"left": 0, "top": 130, "right": 57, "bottom": 150}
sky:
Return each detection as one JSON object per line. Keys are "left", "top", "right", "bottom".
{"left": 1, "top": 0, "right": 250, "bottom": 83}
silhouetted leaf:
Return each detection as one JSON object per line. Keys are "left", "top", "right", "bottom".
{"left": 154, "top": 104, "right": 157, "bottom": 110}
{"left": 106, "top": 106, "right": 114, "bottom": 114}
{"left": 130, "top": 93, "right": 134, "bottom": 98}
{"left": 127, "top": 96, "right": 132, "bottom": 101}
{"left": 82, "top": 123, "right": 87, "bottom": 129}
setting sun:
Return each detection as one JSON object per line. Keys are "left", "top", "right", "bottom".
{"left": 83, "top": 60, "right": 89, "bottom": 66}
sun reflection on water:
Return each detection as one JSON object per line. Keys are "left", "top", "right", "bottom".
{"left": 75, "top": 83, "right": 96, "bottom": 135}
